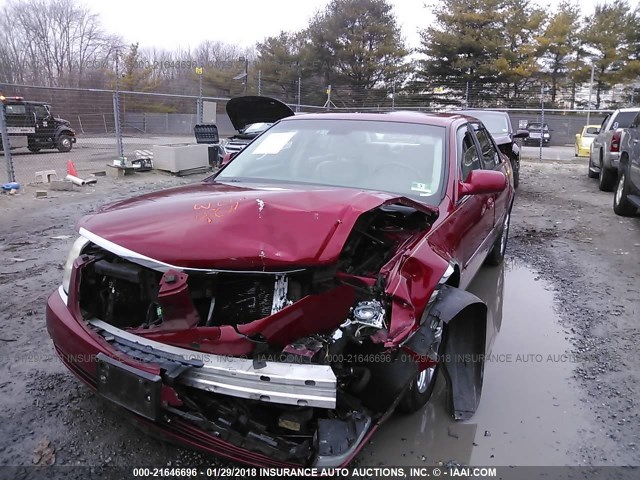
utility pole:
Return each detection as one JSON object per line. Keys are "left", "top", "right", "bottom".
{"left": 196, "top": 66, "right": 203, "bottom": 124}
{"left": 243, "top": 57, "right": 248, "bottom": 95}
{"left": 297, "top": 77, "right": 301, "bottom": 112}
{"left": 586, "top": 62, "right": 595, "bottom": 126}
{"left": 465, "top": 82, "right": 470, "bottom": 108}
{"left": 258, "top": 69, "right": 262, "bottom": 96}
{"left": 113, "top": 48, "right": 124, "bottom": 162}
{"left": 392, "top": 82, "right": 396, "bottom": 110}
{"left": 323, "top": 85, "right": 335, "bottom": 111}
{"left": 539, "top": 83, "right": 545, "bottom": 161}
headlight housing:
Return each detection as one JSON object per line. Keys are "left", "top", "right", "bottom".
{"left": 62, "top": 236, "right": 89, "bottom": 294}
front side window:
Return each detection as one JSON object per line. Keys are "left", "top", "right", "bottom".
{"left": 33, "top": 105, "right": 49, "bottom": 118}
{"left": 460, "top": 129, "right": 481, "bottom": 181}
{"left": 216, "top": 119, "right": 447, "bottom": 203}
{"left": 475, "top": 128, "right": 500, "bottom": 169}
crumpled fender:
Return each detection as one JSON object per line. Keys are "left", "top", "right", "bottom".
{"left": 422, "top": 285, "right": 487, "bottom": 420}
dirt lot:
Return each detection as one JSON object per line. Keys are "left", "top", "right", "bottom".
{"left": 0, "top": 158, "right": 638, "bottom": 475}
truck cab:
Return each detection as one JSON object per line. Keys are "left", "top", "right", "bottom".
{"left": 0, "top": 95, "right": 76, "bottom": 153}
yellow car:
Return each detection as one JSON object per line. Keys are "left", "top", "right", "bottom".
{"left": 575, "top": 125, "right": 600, "bottom": 157}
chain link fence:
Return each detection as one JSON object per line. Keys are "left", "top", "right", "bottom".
{"left": 2, "top": 76, "right": 637, "bottom": 186}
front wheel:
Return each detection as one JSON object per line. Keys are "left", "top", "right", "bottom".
{"left": 398, "top": 319, "right": 443, "bottom": 413}
{"left": 613, "top": 166, "right": 637, "bottom": 217}
{"left": 56, "top": 135, "right": 73, "bottom": 153}
{"left": 28, "top": 146, "right": 41, "bottom": 153}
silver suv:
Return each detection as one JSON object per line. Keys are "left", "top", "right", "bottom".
{"left": 588, "top": 107, "right": 640, "bottom": 191}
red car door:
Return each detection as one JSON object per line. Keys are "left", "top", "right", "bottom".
{"left": 474, "top": 126, "right": 510, "bottom": 227}
{"left": 451, "top": 125, "right": 496, "bottom": 286}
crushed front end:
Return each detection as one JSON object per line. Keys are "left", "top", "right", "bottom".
{"left": 47, "top": 192, "right": 472, "bottom": 466}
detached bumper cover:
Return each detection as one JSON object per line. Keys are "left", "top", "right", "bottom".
{"left": 88, "top": 319, "right": 337, "bottom": 409}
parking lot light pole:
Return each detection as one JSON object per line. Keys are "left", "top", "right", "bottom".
{"left": 586, "top": 62, "right": 595, "bottom": 126}
{"left": 196, "top": 66, "right": 203, "bottom": 124}
{"left": 113, "top": 48, "right": 124, "bottom": 162}
{"left": 540, "top": 83, "right": 545, "bottom": 161}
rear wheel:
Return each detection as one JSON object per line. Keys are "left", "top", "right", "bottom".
{"left": 56, "top": 135, "right": 73, "bottom": 153}
{"left": 598, "top": 151, "right": 616, "bottom": 191}
{"left": 613, "top": 164, "right": 637, "bottom": 217}
{"left": 485, "top": 209, "right": 511, "bottom": 266}
{"left": 510, "top": 155, "right": 520, "bottom": 189}
{"left": 587, "top": 154, "right": 598, "bottom": 178}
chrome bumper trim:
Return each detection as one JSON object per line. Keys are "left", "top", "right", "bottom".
{"left": 88, "top": 319, "right": 336, "bottom": 409}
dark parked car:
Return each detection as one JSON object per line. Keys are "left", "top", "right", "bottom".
{"left": 523, "top": 122, "right": 551, "bottom": 147}
{"left": 613, "top": 110, "right": 640, "bottom": 216}
{"left": 47, "top": 112, "right": 514, "bottom": 467}
{"left": 218, "top": 96, "right": 294, "bottom": 162}
{"left": 455, "top": 110, "right": 528, "bottom": 188}
{"left": 0, "top": 95, "right": 76, "bottom": 152}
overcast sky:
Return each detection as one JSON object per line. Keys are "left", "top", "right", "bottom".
{"left": 2, "top": 0, "right": 616, "bottom": 52}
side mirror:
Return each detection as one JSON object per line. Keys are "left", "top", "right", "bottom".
{"left": 459, "top": 170, "right": 507, "bottom": 197}
{"left": 514, "top": 129, "right": 529, "bottom": 139}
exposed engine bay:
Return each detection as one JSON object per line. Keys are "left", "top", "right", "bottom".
{"left": 75, "top": 204, "right": 444, "bottom": 463}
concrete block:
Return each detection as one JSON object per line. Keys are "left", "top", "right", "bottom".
{"left": 107, "top": 165, "right": 135, "bottom": 178}
{"left": 49, "top": 180, "right": 74, "bottom": 191}
{"left": 153, "top": 144, "right": 209, "bottom": 174}
{"left": 35, "top": 170, "right": 58, "bottom": 183}
{"left": 35, "top": 190, "right": 48, "bottom": 198}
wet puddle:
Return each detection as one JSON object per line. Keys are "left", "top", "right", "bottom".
{"left": 357, "top": 261, "right": 590, "bottom": 466}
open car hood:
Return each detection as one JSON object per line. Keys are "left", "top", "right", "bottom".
{"left": 226, "top": 96, "right": 295, "bottom": 132}
{"left": 78, "top": 182, "right": 437, "bottom": 270}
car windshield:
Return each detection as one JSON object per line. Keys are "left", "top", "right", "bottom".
{"left": 611, "top": 111, "right": 638, "bottom": 129}
{"left": 528, "top": 123, "right": 549, "bottom": 131}
{"left": 466, "top": 112, "right": 509, "bottom": 135}
{"left": 243, "top": 122, "right": 272, "bottom": 134}
{"left": 583, "top": 127, "right": 598, "bottom": 136}
{"left": 215, "top": 119, "right": 446, "bottom": 203}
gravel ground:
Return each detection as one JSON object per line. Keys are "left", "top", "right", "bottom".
{"left": 0, "top": 158, "right": 638, "bottom": 476}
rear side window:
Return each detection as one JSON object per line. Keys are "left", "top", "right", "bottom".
{"left": 5, "top": 105, "right": 26, "bottom": 115}
{"left": 611, "top": 111, "right": 639, "bottom": 129}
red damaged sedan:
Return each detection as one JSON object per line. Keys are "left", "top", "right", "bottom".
{"left": 46, "top": 112, "right": 514, "bottom": 467}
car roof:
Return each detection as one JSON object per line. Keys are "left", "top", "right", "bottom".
{"left": 278, "top": 111, "right": 469, "bottom": 127}
{"left": 616, "top": 107, "right": 640, "bottom": 113}
{"left": 454, "top": 109, "right": 509, "bottom": 118}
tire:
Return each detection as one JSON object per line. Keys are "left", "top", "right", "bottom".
{"left": 28, "top": 146, "right": 40, "bottom": 153}
{"left": 510, "top": 155, "right": 520, "bottom": 189}
{"left": 56, "top": 134, "right": 73, "bottom": 153}
{"left": 398, "top": 319, "right": 444, "bottom": 414}
{"left": 485, "top": 208, "right": 511, "bottom": 266}
{"left": 598, "top": 156, "right": 617, "bottom": 191}
{"left": 587, "top": 155, "right": 599, "bottom": 178}
{"left": 613, "top": 164, "right": 637, "bottom": 217}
